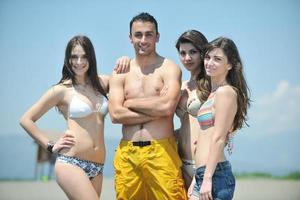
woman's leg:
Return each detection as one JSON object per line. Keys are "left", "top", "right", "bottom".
{"left": 182, "top": 165, "right": 193, "bottom": 189}
{"left": 55, "top": 162, "right": 99, "bottom": 200}
{"left": 91, "top": 174, "right": 103, "bottom": 197}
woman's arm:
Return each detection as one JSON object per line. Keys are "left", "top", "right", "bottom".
{"left": 200, "top": 86, "right": 237, "bottom": 200}
{"left": 114, "top": 56, "right": 131, "bottom": 73}
{"left": 19, "top": 85, "right": 65, "bottom": 150}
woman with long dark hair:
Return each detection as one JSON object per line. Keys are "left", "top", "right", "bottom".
{"left": 175, "top": 30, "right": 209, "bottom": 189}
{"left": 189, "top": 37, "right": 250, "bottom": 200}
{"left": 20, "top": 35, "right": 125, "bottom": 199}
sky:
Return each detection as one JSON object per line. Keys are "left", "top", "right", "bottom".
{"left": 0, "top": 0, "right": 300, "bottom": 175}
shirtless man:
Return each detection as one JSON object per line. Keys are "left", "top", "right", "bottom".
{"left": 109, "top": 12, "right": 187, "bottom": 200}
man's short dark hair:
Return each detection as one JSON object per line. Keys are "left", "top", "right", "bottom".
{"left": 129, "top": 12, "right": 158, "bottom": 35}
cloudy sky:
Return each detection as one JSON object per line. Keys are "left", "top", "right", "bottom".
{"left": 1, "top": 0, "right": 299, "bottom": 175}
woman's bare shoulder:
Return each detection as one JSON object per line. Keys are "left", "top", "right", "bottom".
{"left": 98, "top": 74, "right": 110, "bottom": 91}
{"left": 215, "top": 85, "right": 237, "bottom": 104}
{"left": 50, "top": 83, "right": 71, "bottom": 97}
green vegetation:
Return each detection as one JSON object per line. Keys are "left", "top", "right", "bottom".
{"left": 235, "top": 171, "right": 300, "bottom": 180}
{"left": 280, "top": 171, "right": 300, "bottom": 180}
{"left": 235, "top": 172, "right": 272, "bottom": 179}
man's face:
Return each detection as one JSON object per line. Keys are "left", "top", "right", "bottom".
{"left": 129, "top": 21, "right": 159, "bottom": 56}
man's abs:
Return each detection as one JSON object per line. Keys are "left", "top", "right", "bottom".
{"left": 122, "top": 116, "right": 174, "bottom": 141}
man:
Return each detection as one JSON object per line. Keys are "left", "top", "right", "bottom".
{"left": 109, "top": 12, "right": 187, "bottom": 200}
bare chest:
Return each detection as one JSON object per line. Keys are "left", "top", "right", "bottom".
{"left": 124, "top": 72, "right": 164, "bottom": 99}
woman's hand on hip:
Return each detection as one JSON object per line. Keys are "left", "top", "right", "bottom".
{"left": 52, "top": 130, "right": 76, "bottom": 153}
{"left": 199, "top": 177, "right": 213, "bottom": 200}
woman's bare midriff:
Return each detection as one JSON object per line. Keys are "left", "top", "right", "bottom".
{"left": 177, "top": 114, "right": 199, "bottom": 160}
{"left": 59, "top": 114, "right": 106, "bottom": 164}
{"left": 195, "top": 127, "right": 226, "bottom": 167}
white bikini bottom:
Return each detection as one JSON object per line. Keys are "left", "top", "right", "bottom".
{"left": 182, "top": 159, "right": 196, "bottom": 178}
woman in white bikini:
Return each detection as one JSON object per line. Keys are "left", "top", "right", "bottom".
{"left": 175, "top": 30, "right": 209, "bottom": 189}
{"left": 20, "top": 35, "right": 127, "bottom": 199}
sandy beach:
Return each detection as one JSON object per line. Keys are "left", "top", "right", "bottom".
{"left": 1, "top": 178, "right": 300, "bottom": 200}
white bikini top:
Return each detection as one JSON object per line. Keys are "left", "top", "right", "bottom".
{"left": 176, "top": 91, "right": 202, "bottom": 118}
{"left": 186, "top": 97, "right": 202, "bottom": 117}
{"left": 69, "top": 88, "right": 108, "bottom": 118}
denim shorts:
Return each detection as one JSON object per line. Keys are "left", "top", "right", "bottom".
{"left": 192, "top": 161, "right": 235, "bottom": 200}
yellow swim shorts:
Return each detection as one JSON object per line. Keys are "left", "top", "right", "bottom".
{"left": 114, "top": 136, "right": 187, "bottom": 200}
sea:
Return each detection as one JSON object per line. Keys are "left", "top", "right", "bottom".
{"left": 1, "top": 132, "right": 299, "bottom": 180}
{"left": 0, "top": 134, "right": 119, "bottom": 180}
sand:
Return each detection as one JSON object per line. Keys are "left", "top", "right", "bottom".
{"left": 0, "top": 178, "right": 300, "bottom": 200}
{"left": 0, "top": 178, "right": 115, "bottom": 200}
